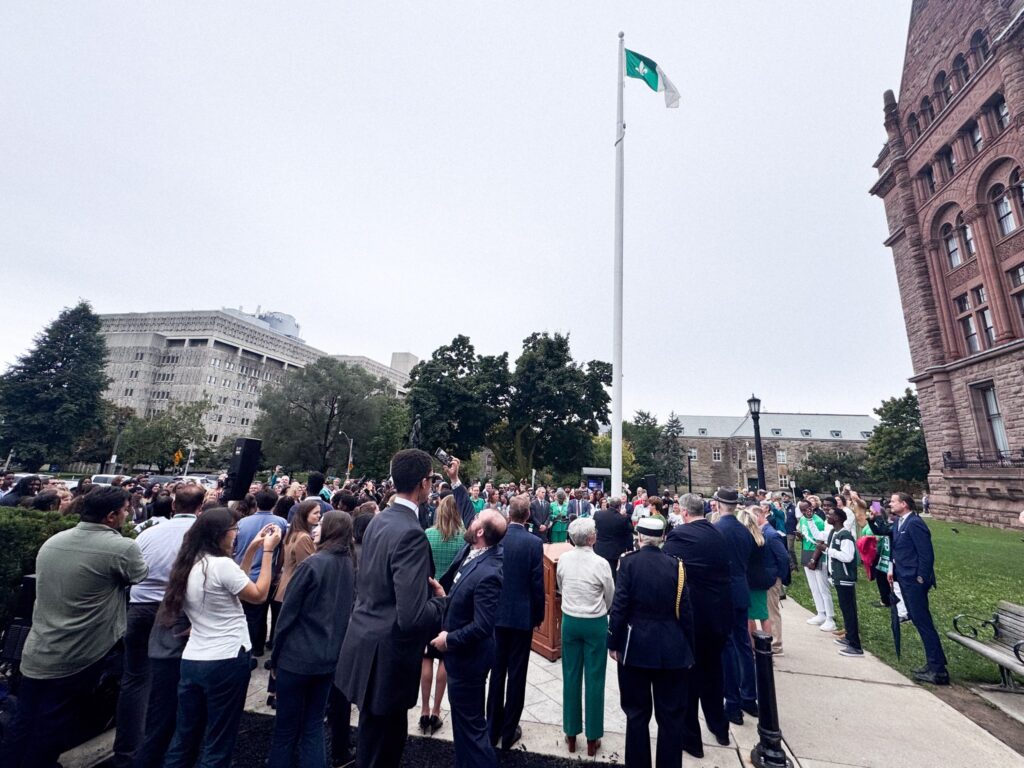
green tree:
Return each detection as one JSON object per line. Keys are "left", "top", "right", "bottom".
{"left": 253, "top": 358, "right": 385, "bottom": 474}
{"left": 866, "top": 388, "right": 929, "bottom": 485}
{"left": 790, "top": 448, "right": 869, "bottom": 494}
{"left": 658, "top": 412, "right": 686, "bottom": 491}
{"left": 196, "top": 435, "right": 239, "bottom": 471}
{"left": 622, "top": 410, "right": 661, "bottom": 487}
{"left": 119, "top": 400, "right": 212, "bottom": 472}
{"left": 70, "top": 400, "right": 138, "bottom": 465}
{"left": 0, "top": 302, "right": 109, "bottom": 470}
{"left": 359, "top": 397, "right": 411, "bottom": 479}
{"left": 406, "top": 333, "right": 611, "bottom": 480}
{"left": 592, "top": 434, "right": 639, "bottom": 484}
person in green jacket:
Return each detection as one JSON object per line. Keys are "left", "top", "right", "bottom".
{"left": 549, "top": 490, "right": 570, "bottom": 543}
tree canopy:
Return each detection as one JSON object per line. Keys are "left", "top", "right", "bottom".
{"left": 406, "top": 333, "right": 611, "bottom": 480}
{"left": 119, "top": 400, "right": 212, "bottom": 473}
{"left": 253, "top": 357, "right": 388, "bottom": 474}
{"left": 0, "top": 302, "right": 109, "bottom": 470}
{"left": 865, "top": 388, "right": 929, "bottom": 484}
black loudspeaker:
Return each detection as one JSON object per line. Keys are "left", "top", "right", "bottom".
{"left": 644, "top": 474, "right": 659, "bottom": 496}
{"left": 222, "top": 438, "right": 262, "bottom": 501}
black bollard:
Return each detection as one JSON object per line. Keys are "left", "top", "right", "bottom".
{"left": 750, "top": 630, "right": 793, "bottom": 768}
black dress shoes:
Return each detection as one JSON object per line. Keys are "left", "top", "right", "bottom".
{"left": 418, "top": 715, "right": 431, "bottom": 734}
{"left": 741, "top": 701, "right": 759, "bottom": 718}
{"left": 727, "top": 710, "right": 744, "bottom": 726}
{"left": 913, "top": 669, "right": 950, "bottom": 685}
{"left": 501, "top": 725, "right": 523, "bottom": 751}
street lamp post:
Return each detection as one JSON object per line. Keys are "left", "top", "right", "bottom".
{"left": 107, "top": 417, "right": 128, "bottom": 475}
{"left": 748, "top": 394, "right": 767, "bottom": 492}
{"left": 338, "top": 430, "right": 354, "bottom": 482}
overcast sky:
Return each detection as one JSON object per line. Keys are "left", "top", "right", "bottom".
{"left": 2, "top": 1, "right": 914, "bottom": 422}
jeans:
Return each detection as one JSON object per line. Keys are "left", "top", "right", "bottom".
{"left": 0, "top": 649, "right": 116, "bottom": 768}
{"left": 721, "top": 606, "right": 757, "bottom": 716}
{"left": 163, "top": 649, "right": 252, "bottom": 768}
{"left": 835, "top": 584, "right": 861, "bottom": 650}
{"left": 113, "top": 602, "right": 159, "bottom": 767}
{"left": 266, "top": 669, "right": 332, "bottom": 768}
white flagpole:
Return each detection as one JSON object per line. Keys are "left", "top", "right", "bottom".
{"left": 611, "top": 31, "right": 625, "bottom": 499}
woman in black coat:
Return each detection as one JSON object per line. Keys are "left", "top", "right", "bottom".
{"left": 266, "top": 511, "right": 356, "bottom": 768}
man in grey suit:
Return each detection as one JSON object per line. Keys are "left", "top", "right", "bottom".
{"left": 336, "top": 449, "right": 447, "bottom": 768}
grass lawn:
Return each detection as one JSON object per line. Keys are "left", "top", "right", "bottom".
{"left": 786, "top": 517, "right": 1024, "bottom": 684}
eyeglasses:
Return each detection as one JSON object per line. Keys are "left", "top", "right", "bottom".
{"left": 228, "top": 526, "right": 239, "bottom": 532}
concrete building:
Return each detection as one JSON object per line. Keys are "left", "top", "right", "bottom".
{"left": 100, "top": 309, "right": 326, "bottom": 444}
{"left": 332, "top": 353, "right": 418, "bottom": 395}
{"left": 672, "top": 412, "right": 877, "bottom": 495}
{"left": 871, "top": 0, "right": 1024, "bottom": 526}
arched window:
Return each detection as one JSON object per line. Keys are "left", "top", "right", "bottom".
{"left": 920, "top": 96, "right": 935, "bottom": 125}
{"left": 993, "top": 94, "right": 1011, "bottom": 130}
{"left": 935, "top": 72, "right": 953, "bottom": 107}
{"left": 908, "top": 113, "right": 921, "bottom": 141}
{"left": 971, "top": 30, "right": 991, "bottom": 66}
{"left": 956, "top": 212, "right": 976, "bottom": 256}
{"left": 942, "top": 223, "right": 962, "bottom": 268}
{"left": 1011, "top": 168, "right": 1024, "bottom": 220}
{"left": 968, "top": 120, "right": 984, "bottom": 154}
{"left": 991, "top": 184, "right": 1017, "bottom": 236}
{"left": 922, "top": 165, "right": 936, "bottom": 195}
{"left": 953, "top": 54, "right": 971, "bottom": 87}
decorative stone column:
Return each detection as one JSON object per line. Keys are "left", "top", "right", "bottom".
{"left": 965, "top": 204, "right": 1016, "bottom": 342}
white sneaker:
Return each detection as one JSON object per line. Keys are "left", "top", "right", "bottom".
{"left": 806, "top": 615, "right": 826, "bottom": 626}
{"left": 819, "top": 620, "right": 837, "bottom": 632}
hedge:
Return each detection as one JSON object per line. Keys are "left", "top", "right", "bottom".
{"left": 0, "top": 509, "right": 80, "bottom": 628}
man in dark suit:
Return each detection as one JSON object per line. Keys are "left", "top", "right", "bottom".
{"left": 593, "top": 496, "right": 634, "bottom": 581}
{"left": 711, "top": 487, "right": 758, "bottom": 725}
{"left": 889, "top": 493, "right": 949, "bottom": 685}
{"left": 608, "top": 517, "right": 695, "bottom": 768}
{"left": 663, "top": 493, "right": 733, "bottom": 756}
{"left": 567, "top": 489, "right": 592, "bottom": 519}
{"left": 530, "top": 486, "right": 551, "bottom": 540}
{"left": 432, "top": 510, "right": 507, "bottom": 768}
{"left": 336, "top": 449, "right": 447, "bottom": 768}
{"left": 487, "top": 495, "right": 544, "bottom": 750}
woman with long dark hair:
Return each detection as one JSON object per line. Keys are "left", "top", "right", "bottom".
{"left": 267, "top": 511, "right": 357, "bottom": 768}
{"left": 159, "top": 508, "right": 281, "bottom": 768}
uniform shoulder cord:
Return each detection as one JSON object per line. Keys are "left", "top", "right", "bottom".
{"left": 675, "top": 560, "right": 685, "bottom": 620}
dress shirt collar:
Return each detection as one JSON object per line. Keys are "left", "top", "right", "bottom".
{"left": 393, "top": 496, "right": 420, "bottom": 515}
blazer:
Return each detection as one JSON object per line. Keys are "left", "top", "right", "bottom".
{"left": 494, "top": 523, "right": 545, "bottom": 631}
{"left": 607, "top": 546, "right": 695, "bottom": 670}
{"left": 567, "top": 499, "right": 593, "bottom": 518}
{"left": 662, "top": 519, "right": 732, "bottom": 637}
{"left": 593, "top": 509, "right": 634, "bottom": 565}
{"left": 714, "top": 514, "right": 754, "bottom": 610}
{"left": 530, "top": 498, "right": 551, "bottom": 535}
{"left": 336, "top": 502, "right": 445, "bottom": 714}
{"left": 453, "top": 484, "right": 476, "bottom": 530}
{"left": 891, "top": 513, "right": 936, "bottom": 588}
{"left": 440, "top": 545, "right": 503, "bottom": 679}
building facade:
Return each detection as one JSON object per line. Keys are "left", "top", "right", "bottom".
{"left": 100, "top": 309, "right": 327, "bottom": 445}
{"left": 671, "top": 413, "right": 877, "bottom": 496}
{"left": 871, "top": 0, "right": 1024, "bottom": 527}
{"left": 332, "top": 353, "right": 417, "bottom": 395}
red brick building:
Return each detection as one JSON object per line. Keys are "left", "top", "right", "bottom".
{"left": 872, "top": 0, "right": 1024, "bottom": 527}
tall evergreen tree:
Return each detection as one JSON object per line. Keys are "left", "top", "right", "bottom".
{"left": 657, "top": 411, "right": 686, "bottom": 491}
{"left": 0, "top": 302, "right": 109, "bottom": 470}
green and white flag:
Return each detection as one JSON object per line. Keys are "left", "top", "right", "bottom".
{"left": 625, "top": 49, "right": 679, "bottom": 108}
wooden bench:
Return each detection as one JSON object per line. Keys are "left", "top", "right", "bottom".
{"left": 947, "top": 600, "right": 1024, "bottom": 691}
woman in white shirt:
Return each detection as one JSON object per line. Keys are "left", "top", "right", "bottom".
{"left": 159, "top": 507, "right": 281, "bottom": 768}
{"left": 556, "top": 517, "right": 615, "bottom": 756}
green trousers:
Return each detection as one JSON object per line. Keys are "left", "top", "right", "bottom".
{"left": 560, "top": 613, "right": 607, "bottom": 740}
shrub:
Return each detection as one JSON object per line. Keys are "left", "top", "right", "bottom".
{"left": 0, "top": 509, "right": 79, "bottom": 627}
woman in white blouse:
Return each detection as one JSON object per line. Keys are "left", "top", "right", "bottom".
{"left": 556, "top": 517, "right": 615, "bottom": 757}
{"left": 158, "top": 507, "right": 281, "bottom": 768}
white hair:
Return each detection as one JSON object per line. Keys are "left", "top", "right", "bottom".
{"left": 568, "top": 517, "right": 596, "bottom": 546}
{"left": 637, "top": 533, "right": 663, "bottom": 548}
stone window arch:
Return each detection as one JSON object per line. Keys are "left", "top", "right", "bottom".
{"left": 935, "top": 71, "right": 953, "bottom": 107}
{"left": 907, "top": 113, "right": 921, "bottom": 141}
{"left": 920, "top": 96, "right": 935, "bottom": 126}
{"left": 956, "top": 212, "right": 976, "bottom": 257}
{"left": 990, "top": 183, "right": 1017, "bottom": 237}
{"left": 952, "top": 54, "right": 971, "bottom": 88}
{"left": 970, "top": 30, "right": 991, "bottom": 69}
{"left": 941, "top": 222, "right": 962, "bottom": 268}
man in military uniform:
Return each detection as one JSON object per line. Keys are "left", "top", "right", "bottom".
{"left": 607, "top": 517, "right": 695, "bottom": 768}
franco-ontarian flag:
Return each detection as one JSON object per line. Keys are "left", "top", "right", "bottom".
{"left": 625, "top": 49, "right": 679, "bottom": 108}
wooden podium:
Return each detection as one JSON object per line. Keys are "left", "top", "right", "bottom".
{"left": 531, "top": 542, "right": 573, "bottom": 661}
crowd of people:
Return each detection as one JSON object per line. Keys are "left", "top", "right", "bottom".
{"left": 0, "top": 453, "right": 948, "bottom": 768}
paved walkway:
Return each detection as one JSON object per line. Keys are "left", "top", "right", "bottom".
{"left": 64, "top": 597, "right": 1023, "bottom": 768}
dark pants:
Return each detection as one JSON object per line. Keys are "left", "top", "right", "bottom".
{"left": 487, "top": 627, "right": 532, "bottom": 748}
{"left": 328, "top": 685, "right": 353, "bottom": 763}
{"left": 875, "top": 569, "right": 893, "bottom": 606}
{"left": 113, "top": 602, "right": 159, "bottom": 767}
{"left": 618, "top": 664, "right": 687, "bottom": 768}
{"left": 447, "top": 667, "right": 496, "bottom": 768}
{"left": 356, "top": 707, "right": 408, "bottom": 768}
{"left": 721, "top": 606, "right": 756, "bottom": 717}
{"left": 243, "top": 597, "right": 272, "bottom": 656}
{"left": 900, "top": 579, "right": 948, "bottom": 672}
{"left": 266, "top": 669, "right": 332, "bottom": 768}
{"left": 786, "top": 534, "right": 798, "bottom": 570}
{"left": 163, "top": 649, "right": 251, "bottom": 768}
{"left": 836, "top": 584, "right": 861, "bottom": 651}
{"left": 132, "top": 657, "right": 186, "bottom": 768}
{"left": 684, "top": 628, "right": 728, "bottom": 752}
{"left": 0, "top": 650, "right": 113, "bottom": 768}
